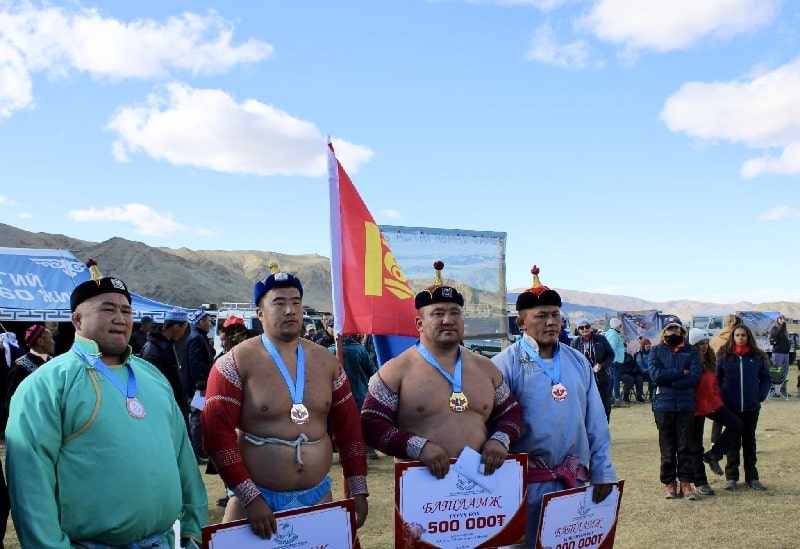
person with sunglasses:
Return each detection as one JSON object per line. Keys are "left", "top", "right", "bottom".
{"left": 570, "top": 317, "right": 615, "bottom": 422}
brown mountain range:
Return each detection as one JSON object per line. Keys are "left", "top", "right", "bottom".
{"left": 1, "top": 222, "right": 797, "bottom": 321}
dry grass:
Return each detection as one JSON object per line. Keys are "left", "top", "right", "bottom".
{"left": 2, "top": 397, "right": 799, "bottom": 548}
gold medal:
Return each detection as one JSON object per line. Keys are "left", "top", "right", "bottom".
{"left": 551, "top": 383, "right": 568, "bottom": 402}
{"left": 449, "top": 392, "right": 469, "bottom": 412}
{"left": 290, "top": 403, "right": 310, "bottom": 424}
{"left": 127, "top": 397, "right": 146, "bottom": 418}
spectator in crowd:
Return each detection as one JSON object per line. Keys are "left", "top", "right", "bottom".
{"left": 570, "top": 317, "right": 615, "bottom": 422}
{"left": 361, "top": 261, "right": 522, "bottom": 482}
{"left": 648, "top": 315, "right": 701, "bottom": 500}
{"left": 0, "top": 332, "right": 23, "bottom": 435}
{"left": 709, "top": 314, "right": 742, "bottom": 355}
{"left": 492, "top": 266, "right": 616, "bottom": 545}
{"left": 769, "top": 314, "right": 791, "bottom": 397}
{"left": 6, "top": 324, "right": 56, "bottom": 407}
{"left": 141, "top": 309, "right": 190, "bottom": 423}
{"left": 635, "top": 337, "right": 654, "bottom": 400}
{"left": 339, "top": 335, "right": 379, "bottom": 459}
{"left": 605, "top": 317, "right": 628, "bottom": 408}
{"left": 129, "top": 315, "right": 152, "bottom": 356}
{"left": 202, "top": 263, "right": 368, "bottom": 539}
{"left": 181, "top": 307, "right": 214, "bottom": 464}
{"left": 304, "top": 325, "right": 317, "bottom": 341}
{"left": 688, "top": 329, "right": 742, "bottom": 496}
{"left": 314, "top": 318, "right": 335, "bottom": 348}
{"left": 716, "top": 324, "right": 771, "bottom": 491}
{"left": 5, "top": 259, "right": 206, "bottom": 547}
{"left": 620, "top": 345, "right": 646, "bottom": 403}
{"left": 559, "top": 314, "right": 572, "bottom": 345}
{"left": 217, "top": 316, "right": 249, "bottom": 359}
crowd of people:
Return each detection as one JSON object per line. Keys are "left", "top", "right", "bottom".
{"left": 0, "top": 257, "right": 792, "bottom": 547}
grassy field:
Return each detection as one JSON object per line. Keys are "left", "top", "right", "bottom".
{"left": 2, "top": 395, "right": 799, "bottom": 548}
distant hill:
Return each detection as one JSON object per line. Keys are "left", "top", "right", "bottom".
{"left": 2, "top": 222, "right": 798, "bottom": 320}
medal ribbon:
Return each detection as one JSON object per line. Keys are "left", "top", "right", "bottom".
{"left": 520, "top": 339, "right": 561, "bottom": 386}
{"left": 261, "top": 335, "right": 305, "bottom": 406}
{"left": 416, "top": 342, "right": 463, "bottom": 393}
{"left": 72, "top": 344, "right": 137, "bottom": 399}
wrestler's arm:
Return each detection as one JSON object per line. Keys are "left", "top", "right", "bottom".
{"left": 480, "top": 365, "right": 523, "bottom": 475}
{"left": 327, "top": 359, "right": 369, "bottom": 528}
{"left": 201, "top": 352, "right": 261, "bottom": 507}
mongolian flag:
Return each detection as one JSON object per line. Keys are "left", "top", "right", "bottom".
{"left": 327, "top": 141, "right": 418, "bottom": 339}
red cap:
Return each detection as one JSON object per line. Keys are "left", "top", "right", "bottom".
{"left": 222, "top": 316, "right": 245, "bottom": 328}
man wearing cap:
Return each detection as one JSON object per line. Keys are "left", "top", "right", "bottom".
{"left": 141, "top": 308, "right": 191, "bottom": 421}
{"left": 202, "top": 263, "right": 369, "bottom": 539}
{"left": 361, "top": 261, "right": 522, "bottom": 481}
{"left": 6, "top": 324, "right": 56, "bottom": 407}
{"left": 129, "top": 315, "right": 153, "bottom": 356}
{"left": 182, "top": 307, "right": 214, "bottom": 463}
{"left": 492, "top": 266, "right": 617, "bottom": 547}
{"left": 570, "top": 317, "right": 615, "bottom": 421}
{"left": 5, "top": 260, "right": 206, "bottom": 548}
{"left": 648, "top": 315, "right": 701, "bottom": 500}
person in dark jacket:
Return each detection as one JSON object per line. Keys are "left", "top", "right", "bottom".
{"left": 768, "top": 314, "right": 791, "bottom": 396}
{"left": 620, "top": 348, "right": 645, "bottom": 403}
{"left": 181, "top": 307, "right": 214, "bottom": 463}
{"left": 141, "top": 309, "right": 190, "bottom": 420}
{"left": 716, "top": 324, "right": 771, "bottom": 491}
{"left": 571, "top": 317, "right": 615, "bottom": 422}
{"left": 648, "top": 315, "right": 701, "bottom": 500}
{"left": 635, "top": 338, "right": 654, "bottom": 400}
{"left": 6, "top": 325, "right": 55, "bottom": 409}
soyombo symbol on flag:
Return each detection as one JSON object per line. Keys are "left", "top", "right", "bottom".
{"left": 327, "top": 142, "right": 418, "bottom": 338}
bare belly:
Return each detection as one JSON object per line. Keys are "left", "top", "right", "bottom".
{"left": 402, "top": 412, "right": 489, "bottom": 459}
{"left": 238, "top": 430, "right": 334, "bottom": 491}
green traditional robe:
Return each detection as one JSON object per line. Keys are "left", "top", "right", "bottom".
{"left": 6, "top": 336, "right": 207, "bottom": 547}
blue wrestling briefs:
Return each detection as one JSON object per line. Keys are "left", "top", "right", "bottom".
{"left": 258, "top": 476, "right": 332, "bottom": 512}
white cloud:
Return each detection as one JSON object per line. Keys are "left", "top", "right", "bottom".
{"left": 0, "top": 4, "right": 272, "bottom": 119}
{"left": 525, "top": 23, "right": 594, "bottom": 69}
{"left": 758, "top": 206, "right": 799, "bottom": 221}
{"left": 68, "top": 203, "right": 195, "bottom": 236}
{"left": 18, "top": 212, "right": 31, "bottom": 219}
{"left": 0, "top": 195, "right": 17, "bottom": 206}
{"left": 381, "top": 209, "right": 402, "bottom": 219}
{"left": 661, "top": 57, "right": 800, "bottom": 177}
{"left": 107, "top": 83, "right": 374, "bottom": 176}
{"left": 580, "top": 0, "right": 781, "bottom": 52}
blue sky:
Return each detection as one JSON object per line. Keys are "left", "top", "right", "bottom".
{"left": 1, "top": 0, "right": 798, "bottom": 304}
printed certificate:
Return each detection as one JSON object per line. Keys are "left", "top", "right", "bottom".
{"left": 202, "top": 498, "right": 356, "bottom": 548}
{"left": 536, "top": 481, "right": 624, "bottom": 549}
{"left": 395, "top": 454, "right": 527, "bottom": 548}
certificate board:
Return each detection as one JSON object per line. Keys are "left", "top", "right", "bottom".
{"left": 395, "top": 454, "right": 527, "bottom": 548}
{"left": 536, "top": 481, "right": 624, "bottom": 549}
{"left": 202, "top": 498, "right": 356, "bottom": 548}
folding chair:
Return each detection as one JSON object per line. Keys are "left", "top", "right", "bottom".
{"left": 766, "top": 361, "right": 790, "bottom": 400}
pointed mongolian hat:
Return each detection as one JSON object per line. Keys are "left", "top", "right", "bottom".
{"left": 414, "top": 261, "right": 465, "bottom": 309}
{"left": 515, "top": 265, "right": 562, "bottom": 311}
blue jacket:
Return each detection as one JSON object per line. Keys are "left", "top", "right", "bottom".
{"left": 605, "top": 328, "right": 625, "bottom": 363}
{"left": 716, "top": 352, "right": 771, "bottom": 412}
{"left": 647, "top": 340, "right": 701, "bottom": 413}
{"left": 180, "top": 326, "right": 213, "bottom": 399}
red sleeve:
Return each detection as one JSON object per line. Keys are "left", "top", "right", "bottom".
{"left": 487, "top": 381, "right": 523, "bottom": 450}
{"left": 360, "top": 374, "right": 427, "bottom": 460}
{"left": 329, "top": 364, "right": 368, "bottom": 495}
{"left": 201, "top": 350, "right": 260, "bottom": 505}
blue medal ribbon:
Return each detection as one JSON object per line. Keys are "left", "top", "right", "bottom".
{"left": 72, "top": 344, "right": 138, "bottom": 400}
{"left": 416, "top": 342, "right": 463, "bottom": 393}
{"left": 261, "top": 334, "right": 305, "bottom": 406}
{"left": 520, "top": 338, "right": 561, "bottom": 386}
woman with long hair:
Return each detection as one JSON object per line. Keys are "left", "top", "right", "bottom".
{"left": 716, "top": 324, "right": 771, "bottom": 491}
{"left": 688, "top": 329, "right": 742, "bottom": 496}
